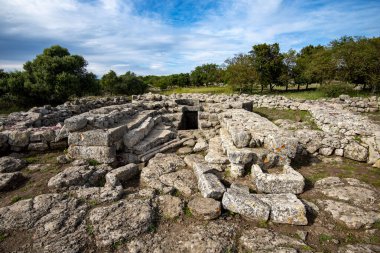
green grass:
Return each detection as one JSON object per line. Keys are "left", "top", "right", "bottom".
{"left": 86, "top": 224, "right": 94, "bottom": 235}
{"left": 0, "top": 232, "right": 7, "bottom": 242}
{"left": 10, "top": 195, "right": 23, "bottom": 204}
{"left": 88, "top": 159, "right": 100, "bottom": 166}
{"left": 252, "top": 107, "right": 319, "bottom": 129}
{"left": 161, "top": 85, "right": 234, "bottom": 95}
{"left": 183, "top": 205, "right": 193, "bottom": 217}
{"left": 319, "top": 233, "right": 333, "bottom": 243}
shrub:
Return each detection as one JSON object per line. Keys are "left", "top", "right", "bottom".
{"left": 319, "top": 83, "right": 354, "bottom": 97}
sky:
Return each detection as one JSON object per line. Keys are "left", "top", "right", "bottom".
{"left": 0, "top": 0, "right": 379, "bottom": 76}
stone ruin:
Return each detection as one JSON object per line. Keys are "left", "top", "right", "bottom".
{"left": 0, "top": 93, "right": 379, "bottom": 252}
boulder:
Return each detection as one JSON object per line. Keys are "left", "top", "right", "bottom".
{"left": 256, "top": 193, "right": 308, "bottom": 225}
{"left": 0, "top": 172, "right": 25, "bottom": 191}
{"left": 251, "top": 164, "right": 305, "bottom": 194}
{"left": 222, "top": 188, "right": 270, "bottom": 221}
{"left": 344, "top": 141, "right": 368, "bottom": 162}
{"left": 198, "top": 173, "right": 226, "bottom": 199}
{"left": 188, "top": 197, "right": 221, "bottom": 220}
{"left": 105, "top": 163, "right": 139, "bottom": 187}
{"left": 0, "top": 156, "right": 26, "bottom": 173}
{"left": 64, "top": 115, "right": 88, "bottom": 132}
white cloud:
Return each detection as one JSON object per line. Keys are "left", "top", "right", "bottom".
{"left": 0, "top": 0, "right": 379, "bottom": 75}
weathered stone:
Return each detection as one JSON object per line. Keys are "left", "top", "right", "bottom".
{"left": 230, "top": 163, "right": 245, "bottom": 178}
{"left": 123, "top": 221, "right": 237, "bottom": 253}
{"left": 28, "top": 142, "right": 49, "bottom": 151}
{"left": 317, "top": 199, "right": 380, "bottom": 229}
{"left": 158, "top": 195, "right": 183, "bottom": 219}
{"left": 67, "top": 145, "right": 116, "bottom": 163}
{"left": 159, "top": 169, "right": 197, "bottom": 196}
{"left": 188, "top": 197, "right": 221, "bottom": 220}
{"left": 344, "top": 141, "right": 368, "bottom": 162}
{"left": 0, "top": 156, "right": 26, "bottom": 173}
{"left": 0, "top": 194, "right": 88, "bottom": 253}
{"left": 239, "top": 228, "right": 307, "bottom": 252}
{"left": 48, "top": 165, "right": 111, "bottom": 189}
{"left": 8, "top": 130, "right": 30, "bottom": 148}
{"left": 72, "top": 186, "right": 123, "bottom": 203}
{"left": 89, "top": 199, "right": 154, "bottom": 247}
{"left": 105, "top": 163, "right": 139, "bottom": 187}
{"left": 198, "top": 173, "right": 226, "bottom": 199}
{"left": 314, "top": 176, "right": 345, "bottom": 188}
{"left": 64, "top": 115, "right": 88, "bottom": 131}
{"left": 256, "top": 193, "right": 308, "bottom": 225}
{"left": 177, "top": 146, "right": 193, "bottom": 155}
{"left": 230, "top": 127, "right": 251, "bottom": 148}
{"left": 205, "top": 136, "right": 229, "bottom": 164}
{"left": 251, "top": 164, "right": 305, "bottom": 194}
{"left": 222, "top": 188, "right": 270, "bottom": 221}
{"left": 193, "top": 138, "right": 208, "bottom": 152}
{"left": 0, "top": 172, "right": 25, "bottom": 191}
{"left": 338, "top": 244, "right": 380, "bottom": 253}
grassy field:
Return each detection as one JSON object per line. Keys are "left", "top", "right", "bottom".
{"left": 160, "top": 86, "right": 233, "bottom": 95}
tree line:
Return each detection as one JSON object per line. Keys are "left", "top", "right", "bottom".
{"left": 0, "top": 36, "right": 379, "bottom": 110}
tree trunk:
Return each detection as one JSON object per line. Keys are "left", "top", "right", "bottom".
{"left": 306, "top": 83, "right": 309, "bottom": 90}
{"left": 286, "top": 83, "right": 289, "bottom": 91}
{"left": 297, "top": 83, "right": 300, "bottom": 91}
{"left": 261, "top": 84, "right": 264, "bottom": 93}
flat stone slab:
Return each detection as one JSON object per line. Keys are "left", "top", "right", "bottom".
{"left": 68, "top": 145, "right": 116, "bottom": 164}
{"left": 222, "top": 188, "right": 270, "bottom": 221}
{"left": 251, "top": 164, "right": 305, "bottom": 194}
{"left": 188, "top": 197, "right": 221, "bottom": 220}
{"left": 48, "top": 165, "right": 111, "bottom": 189}
{"left": 256, "top": 193, "right": 308, "bottom": 225}
{"left": 239, "top": 228, "right": 307, "bottom": 252}
{"left": 317, "top": 199, "right": 380, "bottom": 229}
{"left": 72, "top": 186, "right": 123, "bottom": 203}
{"left": 89, "top": 199, "right": 154, "bottom": 247}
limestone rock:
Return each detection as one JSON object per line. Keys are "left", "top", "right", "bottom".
{"left": 338, "top": 244, "right": 380, "bottom": 253}
{"left": 317, "top": 199, "right": 380, "bottom": 229}
{"left": 193, "top": 138, "right": 208, "bottom": 152}
{"left": 0, "top": 194, "right": 88, "bottom": 253}
{"left": 123, "top": 221, "right": 237, "bottom": 253}
{"left": 159, "top": 169, "right": 197, "bottom": 196}
{"left": 0, "top": 172, "right": 25, "bottom": 191}
{"left": 256, "top": 193, "right": 308, "bottom": 225}
{"left": 67, "top": 145, "right": 116, "bottom": 164}
{"left": 72, "top": 186, "right": 123, "bottom": 203}
{"left": 64, "top": 115, "right": 88, "bottom": 132}
{"left": 222, "top": 188, "right": 270, "bottom": 221}
{"left": 105, "top": 163, "right": 139, "bottom": 187}
{"left": 198, "top": 173, "right": 226, "bottom": 199}
{"left": 89, "top": 199, "right": 154, "bottom": 247}
{"left": 48, "top": 165, "right": 111, "bottom": 189}
{"left": 158, "top": 195, "right": 183, "bottom": 219}
{"left": 344, "top": 141, "right": 368, "bottom": 162}
{"left": 251, "top": 164, "right": 305, "bottom": 194}
{"left": 188, "top": 197, "right": 221, "bottom": 220}
{"left": 239, "top": 228, "right": 307, "bottom": 252}
{"left": 0, "top": 156, "right": 26, "bottom": 173}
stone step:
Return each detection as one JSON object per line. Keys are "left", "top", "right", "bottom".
{"left": 139, "top": 137, "right": 192, "bottom": 162}
{"left": 68, "top": 110, "right": 156, "bottom": 147}
{"left": 123, "top": 115, "right": 162, "bottom": 149}
{"left": 205, "top": 136, "right": 229, "bottom": 164}
{"left": 133, "top": 125, "right": 176, "bottom": 154}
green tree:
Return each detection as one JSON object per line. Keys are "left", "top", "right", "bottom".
{"left": 250, "top": 43, "right": 284, "bottom": 91}
{"left": 100, "top": 70, "right": 119, "bottom": 94}
{"left": 190, "top": 63, "right": 222, "bottom": 86}
{"left": 224, "top": 53, "right": 257, "bottom": 93}
{"left": 21, "top": 45, "right": 98, "bottom": 104}
{"left": 281, "top": 49, "right": 297, "bottom": 91}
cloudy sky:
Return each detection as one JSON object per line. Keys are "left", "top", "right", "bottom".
{"left": 0, "top": 0, "right": 379, "bottom": 76}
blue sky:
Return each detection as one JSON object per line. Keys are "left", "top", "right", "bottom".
{"left": 0, "top": 0, "right": 379, "bottom": 76}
